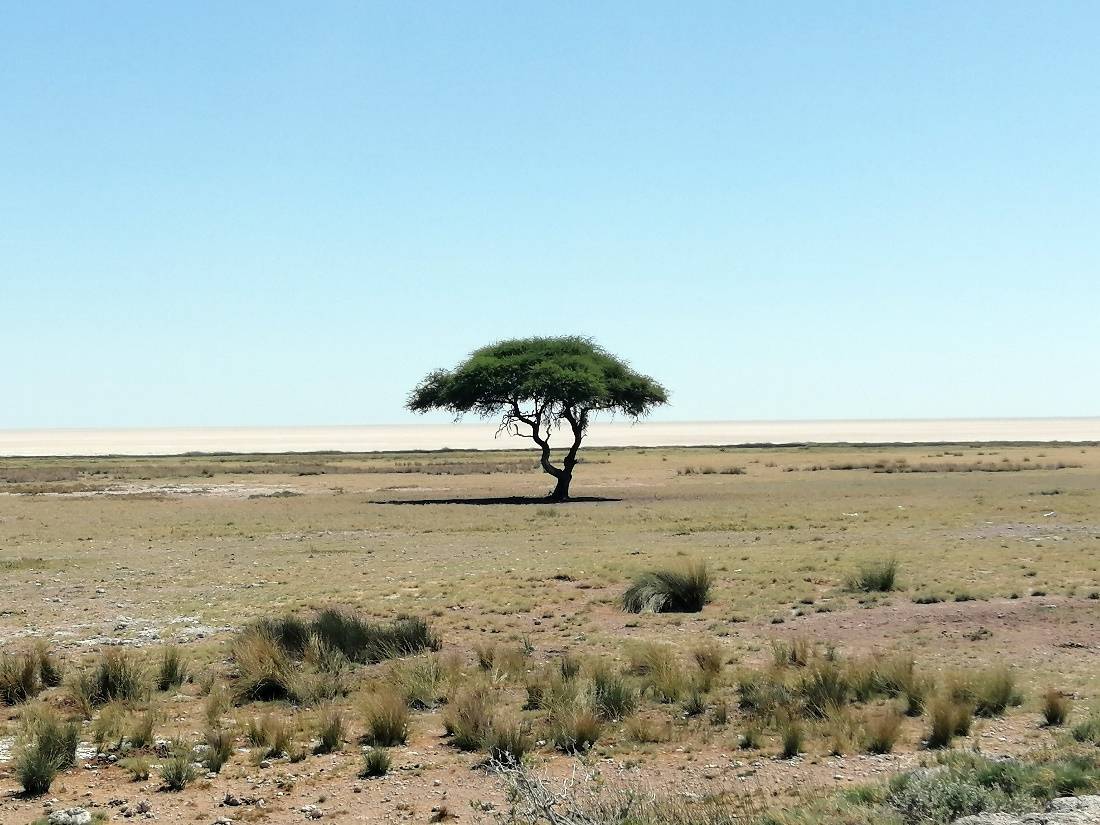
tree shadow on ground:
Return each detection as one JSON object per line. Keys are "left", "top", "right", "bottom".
{"left": 370, "top": 496, "right": 621, "bottom": 506}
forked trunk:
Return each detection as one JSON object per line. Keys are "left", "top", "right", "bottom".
{"left": 549, "top": 471, "right": 572, "bottom": 502}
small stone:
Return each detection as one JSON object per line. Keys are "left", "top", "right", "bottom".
{"left": 48, "top": 809, "right": 93, "bottom": 825}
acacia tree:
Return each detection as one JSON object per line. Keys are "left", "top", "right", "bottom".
{"left": 407, "top": 337, "right": 669, "bottom": 501}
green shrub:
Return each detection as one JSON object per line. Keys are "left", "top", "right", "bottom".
{"left": 25, "top": 706, "right": 80, "bottom": 769}
{"left": 33, "top": 642, "right": 64, "bottom": 688}
{"left": 1071, "top": 716, "right": 1100, "bottom": 744}
{"left": 15, "top": 743, "right": 57, "bottom": 796}
{"left": 119, "top": 755, "right": 151, "bottom": 781}
{"left": 558, "top": 652, "right": 582, "bottom": 680}
{"left": 155, "top": 646, "right": 187, "bottom": 692}
{"left": 360, "top": 747, "right": 391, "bottom": 777}
{"left": 315, "top": 705, "right": 344, "bottom": 754}
{"left": 392, "top": 654, "right": 448, "bottom": 709}
{"left": 847, "top": 558, "right": 898, "bottom": 593}
{"left": 549, "top": 706, "right": 603, "bottom": 753}
{"left": 258, "top": 609, "right": 440, "bottom": 664}
{"left": 682, "top": 687, "right": 707, "bottom": 717}
{"left": 203, "top": 727, "right": 234, "bottom": 773}
{"left": 969, "top": 667, "right": 1022, "bottom": 717}
{"left": 0, "top": 652, "right": 41, "bottom": 705}
{"left": 246, "top": 713, "right": 294, "bottom": 757}
{"left": 232, "top": 629, "right": 298, "bottom": 702}
{"left": 1041, "top": 688, "right": 1071, "bottom": 727}
{"left": 484, "top": 714, "right": 532, "bottom": 764}
{"left": 738, "top": 723, "right": 763, "bottom": 750}
{"left": 160, "top": 754, "right": 198, "bottom": 791}
{"left": 443, "top": 685, "right": 493, "bottom": 751}
{"left": 778, "top": 713, "right": 803, "bottom": 759}
{"left": 621, "top": 561, "right": 711, "bottom": 613}
{"left": 864, "top": 707, "right": 903, "bottom": 754}
{"left": 592, "top": 668, "right": 638, "bottom": 720}
{"left": 927, "top": 697, "right": 971, "bottom": 749}
{"left": 128, "top": 708, "right": 156, "bottom": 749}
{"left": 797, "top": 661, "right": 850, "bottom": 718}
{"left": 92, "top": 649, "right": 147, "bottom": 704}
{"left": 362, "top": 689, "right": 409, "bottom": 747}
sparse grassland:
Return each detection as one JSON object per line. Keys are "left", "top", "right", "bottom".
{"left": 0, "top": 443, "right": 1098, "bottom": 822}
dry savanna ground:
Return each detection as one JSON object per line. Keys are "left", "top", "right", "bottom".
{"left": 1, "top": 443, "right": 1099, "bottom": 825}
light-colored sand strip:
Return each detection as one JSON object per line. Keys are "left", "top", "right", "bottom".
{"left": 1, "top": 418, "right": 1098, "bottom": 457}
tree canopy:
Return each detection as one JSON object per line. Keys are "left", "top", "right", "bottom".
{"left": 407, "top": 336, "right": 668, "bottom": 500}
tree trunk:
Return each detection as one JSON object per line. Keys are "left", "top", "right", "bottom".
{"left": 549, "top": 470, "right": 572, "bottom": 502}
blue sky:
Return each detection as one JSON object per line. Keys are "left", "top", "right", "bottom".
{"left": 3, "top": 2, "right": 1097, "bottom": 428}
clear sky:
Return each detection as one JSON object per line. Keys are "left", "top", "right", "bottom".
{"left": 4, "top": 2, "right": 1097, "bottom": 428}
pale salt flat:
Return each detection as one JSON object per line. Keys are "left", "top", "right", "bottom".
{"left": 1, "top": 418, "right": 1098, "bottom": 457}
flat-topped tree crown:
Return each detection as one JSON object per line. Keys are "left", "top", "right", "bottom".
{"left": 407, "top": 336, "right": 669, "bottom": 500}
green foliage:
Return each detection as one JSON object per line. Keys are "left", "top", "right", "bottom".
{"left": 407, "top": 337, "right": 668, "bottom": 497}
{"left": 33, "top": 642, "right": 63, "bottom": 688}
{"left": 592, "top": 668, "right": 638, "bottom": 720}
{"left": 443, "top": 685, "right": 494, "bottom": 751}
{"left": 155, "top": 646, "right": 187, "bottom": 691}
{"left": 314, "top": 705, "right": 345, "bottom": 754}
{"left": 159, "top": 753, "right": 198, "bottom": 791}
{"left": 407, "top": 336, "right": 668, "bottom": 422}
{"left": 484, "top": 714, "right": 533, "bottom": 764}
{"left": 778, "top": 713, "right": 803, "bottom": 759}
{"left": 232, "top": 610, "right": 437, "bottom": 703}
{"left": 360, "top": 747, "right": 391, "bottom": 777}
{"left": 622, "top": 561, "right": 711, "bottom": 613}
{"left": 863, "top": 707, "right": 904, "bottom": 754}
{"left": 847, "top": 558, "right": 899, "bottom": 593}
{"left": 25, "top": 706, "right": 80, "bottom": 769}
{"left": 362, "top": 689, "right": 409, "bottom": 747}
{"left": 119, "top": 755, "right": 151, "bottom": 781}
{"left": 0, "top": 652, "right": 42, "bottom": 705}
{"left": 203, "top": 727, "right": 234, "bottom": 773}
{"left": 15, "top": 744, "right": 58, "bottom": 796}
{"left": 1042, "top": 689, "right": 1071, "bottom": 727}
{"left": 128, "top": 708, "right": 157, "bottom": 749}
{"left": 82, "top": 649, "right": 147, "bottom": 706}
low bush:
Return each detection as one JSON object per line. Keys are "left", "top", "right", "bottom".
{"left": 0, "top": 652, "right": 41, "bottom": 705}
{"left": 864, "top": 707, "right": 904, "bottom": 754}
{"left": 771, "top": 637, "right": 812, "bottom": 668}
{"left": 1071, "top": 716, "right": 1100, "bottom": 744}
{"left": 246, "top": 713, "right": 294, "bottom": 758}
{"left": 797, "top": 661, "right": 850, "bottom": 718}
{"left": 443, "top": 685, "right": 494, "bottom": 750}
{"left": 155, "top": 646, "right": 187, "bottom": 692}
{"left": 847, "top": 558, "right": 898, "bottom": 593}
{"left": 362, "top": 689, "right": 409, "bottom": 747}
{"left": 160, "top": 753, "right": 198, "bottom": 791}
{"left": 203, "top": 727, "right": 234, "bottom": 773}
{"left": 72, "top": 650, "right": 146, "bottom": 707}
{"left": 1042, "top": 689, "right": 1071, "bottom": 727}
{"left": 549, "top": 705, "right": 603, "bottom": 753}
{"left": 484, "top": 714, "right": 533, "bottom": 764}
{"left": 621, "top": 561, "right": 711, "bottom": 613}
{"left": 927, "top": 697, "right": 972, "bottom": 749}
{"left": 34, "top": 642, "right": 63, "bottom": 688}
{"left": 15, "top": 743, "right": 58, "bottom": 796}
{"left": 25, "top": 705, "right": 80, "bottom": 769}
{"left": 119, "top": 755, "right": 151, "bottom": 781}
{"left": 315, "top": 705, "right": 344, "bottom": 754}
{"left": 258, "top": 609, "right": 440, "bottom": 664}
{"left": 778, "top": 713, "right": 803, "bottom": 759}
{"left": 360, "top": 747, "right": 391, "bottom": 778}
{"left": 392, "top": 654, "right": 449, "bottom": 709}
{"left": 128, "top": 708, "right": 156, "bottom": 749}
{"left": 967, "top": 667, "right": 1022, "bottom": 717}
{"left": 592, "top": 668, "right": 638, "bottom": 720}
